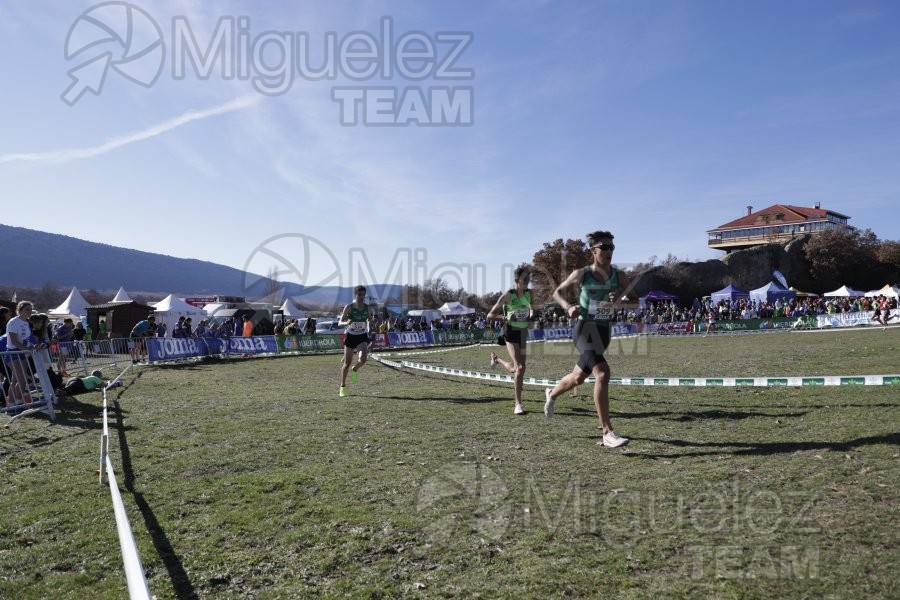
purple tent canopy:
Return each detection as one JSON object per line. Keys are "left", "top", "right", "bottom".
{"left": 640, "top": 290, "right": 679, "bottom": 302}
{"left": 639, "top": 290, "right": 680, "bottom": 308}
{"left": 710, "top": 284, "right": 750, "bottom": 303}
{"left": 749, "top": 281, "right": 796, "bottom": 304}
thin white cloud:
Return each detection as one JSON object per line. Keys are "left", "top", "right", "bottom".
{"left": 0, "top": 95, "right": 260, "bottom": 164}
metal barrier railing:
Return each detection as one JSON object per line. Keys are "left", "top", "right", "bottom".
{"left": 50, "top": 339, "right": 132, "bottom": 377}
{"left": 2, "top": 349, "right": 57, "bottom": 425}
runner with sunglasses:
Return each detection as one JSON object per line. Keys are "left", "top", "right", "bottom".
{"left": 543, "top": 230, "right": 633, "bottom": 448}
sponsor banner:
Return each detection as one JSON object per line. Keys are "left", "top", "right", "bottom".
{"left": 184, "top": 296, "right": 216, "bottom": 308}
{"left": 388, "top": 331, "right": 434, "bottom": 347}
{"left": 543, "top": 327, "right": 574, "bottom": 340}
{"left": 715, "top": 320, "right": 748, "bottom": 331}
{"left": 790, "top": 316, "right": 818, "bottom": 329}
{"left": 541, "top": 324, "right": 635, "bottom": 339}
{"left": 283, "top": 334, "right": 342, "bottom": 352}
{"left": 817, "top": 311, "right": 876, "bottom": 328}
{"left": 221, "top": 336, "right": 279, "bottom": 355}
{"left": 756, "top": 318, "right": 807, "bottom": 330}
{"left": 147, "top": 337, "right": 206, "bottom": 361}
{"left": 612, "top": 323, "right": 638, "bottom": 336}
{"left": 482, "top": 329, "right": 504, "bottom": 343}
{"left": 369, "top": 333, "right": 389, "bottom": 349}
{"left": 713, "top": 318, "right": 789, "bottom": 331}
{"left": 531, "top": 323, "right": 640, "bottom": 341}
{"left": 655, "top": 322, "right": 693, "bottom": 335}
{"left": 147, "top": 336, "right": 279, "bottom": 362}
{"left": 433, "top": 329, "right": 482, "bottom": 345}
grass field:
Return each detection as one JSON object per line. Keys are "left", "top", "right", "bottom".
{"left": 2, "top": 328, "right": 898, "bottom": 599}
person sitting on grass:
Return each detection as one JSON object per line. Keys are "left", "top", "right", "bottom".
{"left": 59, "top": 370, "right": 110, "bottom": 396}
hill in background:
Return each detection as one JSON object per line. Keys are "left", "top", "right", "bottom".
{"left": 0, "top": 224, "right": 401, "bottom": 309}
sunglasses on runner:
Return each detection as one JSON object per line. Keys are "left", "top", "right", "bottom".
{"left": 592, "top": 243, "right": 615, "bottom": 252}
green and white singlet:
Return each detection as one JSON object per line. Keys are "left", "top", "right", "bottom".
{"left": 505, "top": 290, "right": 532, "bottom": 329}
{"left": 345, "top": 303, "right": 370, "bottom": 335}
{"left": 578, "top": 266, "right": 619, "bottom": 325}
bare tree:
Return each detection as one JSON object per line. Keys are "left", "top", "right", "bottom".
{"left": 261, "top": 266, "right": 281, "bottom": 305}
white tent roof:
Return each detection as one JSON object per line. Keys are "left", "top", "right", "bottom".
{"left": 111, "top": 286, "right": 132, "bottom": 302}
{"left": 151, "top": 294, "right": 207, "bottom": 338}
{"left": 153, "top": 294, "right": 206, "bottom": 314}
{"left": 49, "top": 287, "right": 90, "bottom": 317}
{"left": 823, "top": 285, "right": 866, "bottom": 297}
{"left": 438, "top": 301, "right": 475, "bottom": 316}
{"left": 865, "top": 284, "right": 900, "bottom": 299}
{"left": 280, "top": 299, "right": 307, "bottom": 318}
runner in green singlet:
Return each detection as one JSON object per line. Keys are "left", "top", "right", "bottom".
{"left": 338, "top": 285, "right": 375, "bottom": 397}
{"left": 543, "top": 231, "right": 633, "bottom": 448}
{"left": 487, "top": 265, "right": 534, "bottom": 415}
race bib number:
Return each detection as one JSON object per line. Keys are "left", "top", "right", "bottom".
{"left": 348, "top": 321, "right": 367, "bottom": 334}
{"left": 589, "top": 301, "right": 614, "bottom": 321}
{"left": 512, "top": 309, "right": 529, "bottom": 322}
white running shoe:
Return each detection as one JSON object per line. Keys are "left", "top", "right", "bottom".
{"left": 544, "top": 388, "right": 555, "bottom": 417}
{"left": 490, "top": 352, "right": 499, "bottom": 368}
{"left": 514, "top": 403, "right": 525, "bottom": 415}
{"left": 602, "top": 431, "right": 629, "bottom": 448}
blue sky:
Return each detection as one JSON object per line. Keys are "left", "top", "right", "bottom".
{"left": 2, "top": 0, "right": 898, "bottom": 297}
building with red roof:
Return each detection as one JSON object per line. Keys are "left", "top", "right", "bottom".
{"left": 707, "top": 203, "right": 854, "bottom": 253}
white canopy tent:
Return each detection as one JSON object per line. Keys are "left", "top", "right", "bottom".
{"left": 110, "top": 286, "right": 132, "bottom": 303}
{"left": 865, "top": 284, "right": 900, "bottom": 299}
{"left": 279, "top": 299, "right": 307, "bottom": 318}
{"left": 49, "top": 287, "right": 90, "bottom": 318}
{"left": 438, "top": 301, "right": 475, "bottom": 316}
{"left": 823, "top": 285, "right": 866, "bottom": 298}
{"left": 152, "top": 294, "right": 207, "bottom": 337}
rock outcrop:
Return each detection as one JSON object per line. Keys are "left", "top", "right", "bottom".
{"left": 628, "top": 235, "right": 821, "bottom": 303}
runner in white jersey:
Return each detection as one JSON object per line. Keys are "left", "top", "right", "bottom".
{"left": 338, "top": 285, "right": 375, "bottom": 397}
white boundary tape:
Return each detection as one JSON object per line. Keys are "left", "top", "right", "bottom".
{"left": 371, "top": 355, "right": 900, "bottom": 387}
{"left": 381, "top": 343, "right": 482, "bottom": 358}
{"left": 98, "top": 367, "right": 152, "bottom": 600}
